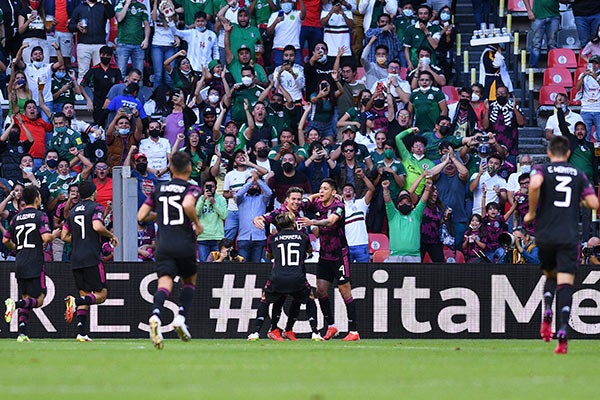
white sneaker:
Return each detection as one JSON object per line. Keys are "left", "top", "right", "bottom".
{"left": 247, "top": 332, "right": 260, "bottom": 341}
{"left": 173, "top": 314, "right": 191, "bottom": 342}
{"left": 76, "top": 334, "right": 93, "bottom": 342}
{"left": 311, "top": 332, "right": 325, "bottom": 341}
{"left": 149, "top": 315, "right": 164, "bottom": 350}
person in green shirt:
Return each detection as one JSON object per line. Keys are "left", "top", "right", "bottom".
{"left": 226, "top": 46, "right": 268, "bottom": 85}
{"left": 226, "top": 66, "right": 267, "bottom": 125}
{"left": 402, "top": 4, "right": 441, "bottom": 70}
{"left": 115, "top": 0, "right": 151, "bottom": 79}
{"left": 395, "top": 126, "right": 435, "bottom": 195}
{"left": 176, "top": 0, "right": 215, "bottom": 27}
{"left": 523, "top": 0, "right": 561, "bottom": 69}
{"left": 48, "top": 113, "right": 85, "bottom": 163}
{"left": 408, "top": 70, "right": 448, "bottom": 133}
{"left": 225, "top": 7, "right": 262, "bottom": 62}
{"left": 420, "top": 116, "right": 470, "bottom": 161}
{"left": 382, "top": 176, "right": 432, "bottom": 262}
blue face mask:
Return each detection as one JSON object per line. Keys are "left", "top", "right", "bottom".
{"left": 402, "top": 9, "right": 413, "bottom": 17}
{"left": 55, "top": 71, "right": 66, "bottom": 79}
{"left": 33, "top": 61, "right": 44, "bottom": 69}
{"left": 281, "top": 3, "right": 293, "bottom": 13}
{"left": 440, "top": 12, "right": 451, "bottom": 21}
{"left": 117, "top": 128, "right": 130, "bottom": 136}
{"left": 196, "top": 26, "right": 206, "bottom": 32}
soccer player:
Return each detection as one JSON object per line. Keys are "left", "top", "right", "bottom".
{"left": 297, "top": 178, "right": 360, "bottom": 341}
{"left": 248, "top": 212, "right": 322, "bottom": 341}
{"left": 525, "top": 136, "right": 599, "bottom": 354}
{"left": 62, "top": 181, "right": 119, "bottom": 342}
{"left": 3, "top": 186, "right": 60, "bottom": 342}
{"left": 137, "top": 152, "right": 203, "bottom": 350}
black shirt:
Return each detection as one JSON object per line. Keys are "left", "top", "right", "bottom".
{"left": 81, "top": 64, "right": 123, "bottom": 107}
{"left": 146, "top": 178, "right": 201, "bottom": 258}
{"left": 4, "top": 207, "right": 50, "bottom": 278}
{"left": 533, "top": 162, "right": 595, "bottom": 246}
{"left": 64, "top": 199, "right": 105, "bottom": 269}
{"left": 267, "top": 230, "right": 312, "bottom": 293}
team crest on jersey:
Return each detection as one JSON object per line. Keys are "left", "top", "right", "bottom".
{"left": 427, "top": 94, "right": 434, "bottom": 100}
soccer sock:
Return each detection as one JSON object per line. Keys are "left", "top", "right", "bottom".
{"left": 178, "top": 283, "right": 196, "bottom": 318}
{"left": 318, "top": 296, "right": 334, "bottom": 326}
{"left": 151, "top": 287, "right": 170, "bottom": 317}
{"left": 254, "top": 300, "right": 269, "bottom": 334}
{"left": 284, "top": 300, "right": 301, "bottom": 332}
{"left": 270, "top": 296, "right": 285, "bottom": 331}
{"left": 18, "top": 308, "right": 30, "bottom": 336}
{"left": 75, "top": 293, "right": 97, "bottom": 306}
{"left": 345, "top": 296, "right": 357, "bottom": 332}
{"left": 306, "top": 299, "right": 319, "bottom": 334}
{"left": 543, "top": 278, "right": 557, "bottom": 314}
{"left": 16, "top": 297, "right": 37, "bottom": 310}
{"left": 76, "top": 309, "right": 88, "bottom": 336}
{"left": 556, "top": 284, "right": 573, "bottom": 334}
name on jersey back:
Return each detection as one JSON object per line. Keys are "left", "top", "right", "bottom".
{"left": 548, "top": 165, "right": 578, "bottom": 176}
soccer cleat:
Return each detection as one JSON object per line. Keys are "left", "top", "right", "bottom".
{"left": 342, "top": 331, "right": 361, "bottom": 341}
{"left": 554, "top": 330, "right": 568, "bottom": 355}
{"left": 267, "top": 328, "right": 284, "bottom": 341}
{"left": 64, "top": 296, "right": 76, "bottom": 324}
{"left": 16, "top": 334, "right": 30, "bottom": 342}
{"left": 247, "top": 332, "right": 260, "bottom": 341}
{"left": 4, "top": 298, "right": 15, "bottom": 323}
{"left": 311, "top": 332, "right": 324, "bottom": 341}
{"left": 540, "top": 310, "right": 553, "bottom": 342}
{"left": 283, "top": 330, "right": 298, "bottom": 341}
{"left": 323, "top": 325, "right": 339, "bottom": 340}
{"left": 173, "top": 315, "right": 192, "bottom": 342}
{"left": 149, "top": 315, "right": 164, "bottom": 350}
{"left": 76, "top": 334, "right": 93, "bottom": 342}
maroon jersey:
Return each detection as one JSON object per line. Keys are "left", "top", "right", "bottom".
{"left": 302, "top": 197, "right": 347, "bottom": 261}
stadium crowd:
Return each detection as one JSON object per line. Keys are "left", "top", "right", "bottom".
{"left": 0, "top": 0, "right": 598, "bottom": 264}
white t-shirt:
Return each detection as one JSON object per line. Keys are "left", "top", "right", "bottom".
{"left": 267, "top": 10, "right": 302, "bottom": 49}
{"left": 544, "top": 110, "right": 584, "bottom": 136}
{"left": 344, "top": 197, "right": 369, "bottom": 246}
{"left": 273, "top": 64, "right": 305, "bottom": 102}
{"left": 25, "top": 63, "right": 53, "bottom": 103}
{"left": 579, "top": 73, "right": 600, "bottom": 112}
{"left": 321, "top": 10, "right": 352, "bottom": 57}
{"left": 223, "top": 168, "right": 254, "bottom": 211}
{"left": 470, "top": 171, "right": 507, "bottom": 215}
{"left": 370, "top": 77, "right": 411, "bottom": 103}
{"left": 139, "top": 137, "right": 172, "bottom": 180}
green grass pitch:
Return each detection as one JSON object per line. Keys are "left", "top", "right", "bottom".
{"left": 1, "top": 339, "right": 599, "bottom": 399}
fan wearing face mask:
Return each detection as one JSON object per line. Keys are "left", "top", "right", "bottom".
{"left": 266, "top": 0, "right": 306, "bottom": 67}
{"left": 486, "top": 85, "right": 525, "bottom": 167}
{"left": 420, "top": 115, "right": 471, "bottom": 161}
{"left": 0, "top": 120, "right": 34, "bottom": 185}
{"left": 407, "top": 47, "right": 446, "bottom": 90}
{"left": 403, "top": 4, "right": 441, "bottom": 71}
{"left": 364, "top": 13, "right": 403, "bottom": 64}
{"left": 383, "top": 177, "right": 433, "bottom": 263}
{"left": 434, "top": 5, "right": 456, "bottom": 82}
{"left": 407, "top": 70, "right": 448, "bottom": 133}
{"left": 393, "top": 2, "right": 417, "bottom": 68}
{"left": 395, "top": 126, "right": 434, "bottom": 196}
{"left": 139, "top": 120, "right": 172, "bottom": 182}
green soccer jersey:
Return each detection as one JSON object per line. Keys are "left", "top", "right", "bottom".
{"left": 181, "top": 0, "right": 214, "bottom": 27}
{"left": 409, "top": 87, "right": 446, "bottom": 133}
{"left": 403, "top": 23, "right": 441, "bottom": 67}
{"left": 252, "top": 0, "right": 276, "bottom": 25}
{"left": 533, "top": 0, "right": 560, "bottom": 19}
{"left": 227, "top": 59, "right": 267, "bottom": 83}
{"left": 420, "top": 131, "right": 463, "bottom": 161}
{"left": 229, "top": 24, "right": 261, "bottom": 61}
{"left": 115, "top": 1, "right": 149, "bottom": 45}
{"left": 231, "top": 85, "right": 265, "bottom": 125}
{"left": 395, "top": 128, "right": 435, "bottom": 195}
{"left": 386, "top": 199, "right": 425, "bottom": 257}
{"left": 48, "top": 129, "right": 85, "bottom": 161}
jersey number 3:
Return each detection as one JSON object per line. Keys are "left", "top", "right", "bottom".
{"left": 554, "top": 176, "right": 572, "bottom": 208}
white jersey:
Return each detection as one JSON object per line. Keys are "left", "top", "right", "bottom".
{"left": 344, "top": 197, "right": 369, "bottom": 246}
{"left": 223, "top": 168, "right": 254, "bottom": 211}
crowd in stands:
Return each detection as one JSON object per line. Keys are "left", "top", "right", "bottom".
{"left": 0, "top": 0, "right": 598, "bottom": 263}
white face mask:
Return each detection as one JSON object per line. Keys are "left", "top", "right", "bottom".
{"left": 208, "top": 94, "right": 219, "bottom": 103}
{"left": 471, "top": 93, "right": 480, "bottom": 102}
{"left": 440, "top": 12, "right": 451, "bottom": 21}
{"left": 520, "top": 165, "right": 531, "bottom": 174}
{"left": 402, "top": 9, "right": 413, "bottom": 17}
{"left": 241, "top": 76, "right": 253, "bottom": 86}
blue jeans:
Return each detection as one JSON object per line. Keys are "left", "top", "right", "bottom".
{"left": 575, "top": 13, "right": 600, "bottom": 48}
{"left": 197, "top": 240, "right": 219, "bottom": 262}
{"left": 529, "top": 16, "right": 559, "bottom": 68}
{"left": 300, "top": 26, "right": 323, "bottom": 53}
{"left": 238, "top": 239, "right": 266, "bottom": 263}
{"left": 349, "top": 244, "right": 370, "bottom": 263}
{"left": 485, "top": 247, "right": 505, "bottom": 264}
{"left": 224, "top": 210, "right": 239, "bottom": 240}
{"left": 116, "top": 43, "right": 145, "bottom": 79}
{"left": 472, "top": 0, "right": 491, "bottom": 28}
{"left": 581, "top": 111, "right": 600, "bottom": 141}
{"left": 151, "top": 45, "right": 175, "bottom": 88}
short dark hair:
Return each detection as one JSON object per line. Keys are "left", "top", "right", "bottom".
{"left": 341, "top": 139, "right": 357, "bottom": 153}
{"left": 283, "top": 45, "right": 296, "bottom": 53}
{"left": 518, "top": 173, "right": 530, "bottom": 183}
{"left": 170, "top": 151, "right": 192, "bottom": 174}
{"left": 548, "top": 135, "right": 570, "bottom": 157}
{"left": 22, "top": 186, "right": 40, "bottom": 206}
{"left": 31, "top": 46, "right": 44, "bottom": 55}
{"left": 241, "top": 65, "right": 255, "bottom": 75}
{"left": 436, "top": 115, "right": 451, "bottom": 124}
{"left": 128, "top": 68, "right": 143, "bottom": 77}
{"left": 321, "top": 178, "right": 337, "bottom": 192}
{"left": 286, "top": 186, "right": 304, "bottom": 198}
{"left": 53, "top": 112, "right": 67, "bottom": 122}
{"left": 375, "top": 44, "right": 389, "bottom": 54}
{"left": 218, "top": 238, "right": 235, "bottom": 250}
{"left": 99, "top": 46, "right": 113, "bottom": 56}
{"left": 194, "top": 11, "right": 207, "bottom": 20}
{"left": 485, "top": 202, "right": 500, "bottom": 212}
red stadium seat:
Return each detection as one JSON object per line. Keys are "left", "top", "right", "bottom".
{"left": 543, "top": 68, "right": 573, "bottom": 88}
{"left": 578, "top": 48, "right": 589, "bottom": 67}
{"left": 570, "top": 86, "right": 582, "bottom": 106}
{"left": 444, "top": 247, "right": 466, "bottom": 263}
{"left": 441, "top": 86, "right": 460, "bottom": 104}
{"left": 507, "top": 0, "right": 532, "bottom": 12}
{"left": 368, "top": 233, "right": 390, "bottom": 254}
{"left": 547, "top": 48, "right": 577, "bottom": 69}
{"left": 356, "top": 67, "right": 366, "bottom": 81}
{"left": 538, "top": 85, "right": 568, "bottom": 106}
{"left": 372, "top": 250, "right": 390, "bottom": 263}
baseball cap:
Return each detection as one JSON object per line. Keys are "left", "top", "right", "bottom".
{"left": 237, "top": 45, "right": 251, "bottom": 53}
{"left": 342, "top": 124, "right": 358, "bottom": 133}
{"left": 397, "top": 191, "right": 411, "bottom": 202}
{"left": 590, "top": 55, "right": 600, "bottom": 64}
{"left": 208, "top": 59, "right": 219, "bottom": 71}
{"left": 134, "top": 153, "right": 147, "bottom": 161}
{"left": 78, "top": 181, "right": 97, "bottom": 199}
{"left": 203, "top": 106, "right": 217, "bottom": 116}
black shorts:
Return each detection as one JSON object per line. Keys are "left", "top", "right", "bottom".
{"left": 317, "top": 250, "right": 351, "bottom": 284}
{"left": 538, "top": 243, "right": 578, "bottom": 275}
{"left": 73, "top": 263, "right": 107, "bottom": 293}
{"left": 156, "top": 255, "right": 198, "bottom": 279}
{"left": 17, "top": 272, "right": 47, "bottom": 299}
{"left": 264, "top": 281, "right": 311, "bottom": 304}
